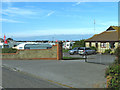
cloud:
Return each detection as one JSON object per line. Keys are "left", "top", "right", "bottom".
{"left": 2, "top": 7, "right": 37, "bottom": 17}
{"left": 47, "top": 11, "right": 55, "bottom": 16}
{"left": 99, "top": 21, "right": 118, "bottom": 26}
{"left": 72, "top": 2, "right": 81, "bottom": 6}
{"left": 0, "top": 18, "right": 24, "bottom": 23}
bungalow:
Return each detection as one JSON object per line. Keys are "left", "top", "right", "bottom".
{"left": 85, "top": 26, "right": 120, "bottom": 53}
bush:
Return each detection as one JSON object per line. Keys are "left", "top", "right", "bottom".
{"left": 105, "top": 46, "right": 120, "bottom": 88}
{"left": 72, "top": 39, "right": 85, "bottom": 49}
{"left": 105, "top": 64, "right": 120, "bottom": 88}
{"left": 104, "top": 49, "right": 112, "bottom": 54}
{"left": 2, "top": 48, "right": 17, "bottom": 53}
{"left": 115, "top": 47, "right": 120, "bottom": 57}
{"left": 114, "top": 47, "right": 120, "bottom": 64}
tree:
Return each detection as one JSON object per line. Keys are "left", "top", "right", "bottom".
{"left": 6, "top": 38, "right": 13, "bottom": 41}
{"left": 72, "top": 39, "right": 85, "bottom": 49}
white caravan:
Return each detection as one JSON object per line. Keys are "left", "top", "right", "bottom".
{"left": 13, "top": 42, "right": 53, "bottom": 50}
{"left": 63, "top": 42, "right": 74, "bottom": 50}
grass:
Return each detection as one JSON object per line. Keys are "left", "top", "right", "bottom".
{"left": 62, "top": 49, "right": 69, "bottom": 53}
{"left": 63, "top": 57, "right": 84, "bottom": 60}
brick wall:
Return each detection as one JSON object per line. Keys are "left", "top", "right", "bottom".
{"left": 1, "top": 43, "right": 63, "bottom": 60}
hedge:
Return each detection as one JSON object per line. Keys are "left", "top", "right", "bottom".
{"left": 2, "top": 48, "right": 17, "bottom": 53}
{"left": 105, "top": 46, "right": 120, "bottom": 88}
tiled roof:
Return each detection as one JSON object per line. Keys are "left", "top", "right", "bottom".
{"left": 85, "top": 26, "right": 119, "bottom": 42}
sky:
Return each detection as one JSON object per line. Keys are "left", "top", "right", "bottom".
{"left": 1, "top": 2, "right": 118, "bottom": 40}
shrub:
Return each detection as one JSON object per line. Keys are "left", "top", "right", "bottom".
{"left": 2, "top": 48, "right": 17, "bottom": 53}
{"left": 105, "top": 46, "right": 120, "bottom": 88}
{"left": 114, "top": 47, "right": 120, "bottom": 64}
{"left": 105, "top": 64, "right": 120, "bottom": 88}
{"left": 72, "top": 39, "right": 85, "bottom": 49}
{"left": 104, "top": 49, "right": 112, "bottom": 54}
{"left": 115, "top": 47, "right": 120, "bottom": 57}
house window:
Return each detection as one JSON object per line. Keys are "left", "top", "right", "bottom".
{"left": 109, "top": 42, "right": 115, "bottom": 48}
{"left": 101, "top": 43, "right": 106, "bottom": 48}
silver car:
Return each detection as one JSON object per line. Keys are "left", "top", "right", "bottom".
{"left": 68, "top": 47, "right": 81, "bottom": 55}
{"left": 78, "top": 47, "right": 96, "bottom": 55}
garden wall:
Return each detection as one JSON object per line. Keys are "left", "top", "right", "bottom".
{"left": 1, "top": 43, "right": 63, "bottom": 60}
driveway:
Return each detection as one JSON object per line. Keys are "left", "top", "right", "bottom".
{"left": 2, "top": 60, "right": 107, "bottom": 88}
{"left": 63, "top": 52, "right": 116, "bottom": 65}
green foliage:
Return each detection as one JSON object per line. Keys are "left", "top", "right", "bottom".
{"left": 105, "top": 46, "right": 120, "bottom": 88}
{"left": 90, "top": 46, "right": 97, "bottom": 51}
{"left": 72, "top": 39, "right": 85, "bottom": 49}
{"left": 2, "top": 48, "right": 17, "bottom": 53}
{"left": 62, "top": 49, "right": 69, "bottom": 53}
{"left": 114, "top": 47, "right": 120, "bottom": 64}
{"left": 115, "top": 47, "right": 120, "bottom": 57}
{"left": 105, "top": 64, "right": 120, "bottom": 77}
{"left": 63, "top": 57, "right": 84, "bottom": 60}
{"left": 105, "top": 64, "right": 120, "bottom": 88}
{"left": 104, "top": 49, "right": 112, "bottom": 54}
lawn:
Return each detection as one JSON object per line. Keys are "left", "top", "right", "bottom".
{"left": 62, "top": 49, "right": 69, "bottom": 53}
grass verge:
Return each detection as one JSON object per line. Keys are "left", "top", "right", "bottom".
{"left": 63, "top": 57, "right": 84, "bottom": 60}
{"left": 62, "top": 49, "right": 69, "bottom": 53}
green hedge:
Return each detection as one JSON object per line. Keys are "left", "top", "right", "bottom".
{"left": 105, "top": 64, "right": 120, "bottom": 88}
{"left": 104, "top": 49, "right": 112, "bottom": 54}
{"left": 72, "top": 39, "right": 85, "bottom": 49}
{"left": 2, "top": 48, "right": 17, "bottom": 53}
{"left": 105, "top": 46, "right": 120, "bottom": 88}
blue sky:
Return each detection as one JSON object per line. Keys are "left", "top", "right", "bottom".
{"left": 1, "top": 2, "right": 118, "bottom": 40}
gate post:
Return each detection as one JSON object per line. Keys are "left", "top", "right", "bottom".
{"left": 57, "top": 42, "right": 63, "bottom": 60}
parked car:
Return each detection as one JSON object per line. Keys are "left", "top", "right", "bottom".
{"left": 68, "top": 47, "right": 81, "bottom": 55}
{"left": 78, "top": 47, "right": 96, "bottom": 55}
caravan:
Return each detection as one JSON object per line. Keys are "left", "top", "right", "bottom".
{"left": 13, "top": 42, "right": 52, "bottom": 50}
{"left": 63, "top": 42, "right": 74, "bottom": 50}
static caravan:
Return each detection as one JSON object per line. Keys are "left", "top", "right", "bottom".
{"left": 63, "top": 42, "right": 74, "bottom": 50}
{"left": 13, "top": 43, "right": 53, "bottom": 50}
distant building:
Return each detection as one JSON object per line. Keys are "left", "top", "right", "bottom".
{"left": 85, "top": 26, "right": 120, "bottom": 53}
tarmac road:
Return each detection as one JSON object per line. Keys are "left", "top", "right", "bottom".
{"left": 2, "top": 67, "right": 65, "bottom": 88}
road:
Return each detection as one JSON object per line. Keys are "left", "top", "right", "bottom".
{"left": 2, "top": 67, "right": 65, "bottom": 88}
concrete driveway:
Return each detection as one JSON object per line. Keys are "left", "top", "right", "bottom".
{"left": 63, "top": 52, "right": 116, "bottom": 65}
{"left": 2, "top": 60, "right": 107, "bottom": 88}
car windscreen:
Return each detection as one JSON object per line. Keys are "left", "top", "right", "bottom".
{"left": 80, "top": 48, "right": 84, "bottom": 50}
{"left": 73, "top": 47, "right": 78, "bottom": 50}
